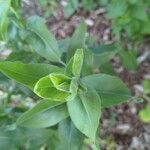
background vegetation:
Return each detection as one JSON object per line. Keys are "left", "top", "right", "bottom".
{"left": 0, "top": 0, "right": 150, "bottom": 149}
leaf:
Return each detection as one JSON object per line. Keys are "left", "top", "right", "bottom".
{"left": 67, "top": 21, "right": 87, "bottom": 61}
{"left": 0, "top": 0, "right": 11, "bottom": 40}
{"left": 65, "top": 57, "right": 74, "bottom": 77}
{"left": 82, "top": 0, "right": 96, "bottom": 10}
{"left": 141, "top": 21, "right": 150, "bottom": 35}
{"left": 119, "top": 50, "right": 137, "bottom": 70}
{"left": 34, "top": 74, "right": 71, "bottom": 101}
{"left": 99, "top": 0, "right": 108, "bottom": 6}
{"left": 69, "top": 77, "right": 79, "bottom": 96}
{"left": 72, "top": 49, "right": 84, "bottom": 76}
{"left": 65, "top": 49, "right": 93, "bottom": 77}
{"left": 0, "top": 61, "right": 62, "bottom": 89}
{"left": 132, "top": 4, "right": 148, "bottom": 21}
{"left": 143, "top": 80, "right": 150, "bottom": 94}
{"left": 58, "top": 118, "right": 84, "bottom": 150}
{"left": 27, "top": 16, "right": 61, "bottom": 62}
{"left": 107, "top": 1, "right": 128, "bottom": 18}
{"left": 6, "top": 51, "right": 39, "bottom": 63}
{"left": 128, "top": 0, "right": 137, "bottom": 4}
{"left": 17, "top": 100, "right": 69, "bottom": 128}
{"left": 64, "top": 0, "right": 79, "bottom": 18}
{"left": 0, "top": 127, "right": 59, "bottom": 150}
{"left": 90, "top": 44, "right": 118, "bottom": 68}
{"left": 50, "top": 73, "right": 71, "bottom": 92}
{"left": 67, "top": 89, "right": 101, "bottom": 141}
{"left": 58, "top": 38, "right": 70, "bottom": 53}
{"left": 11, "top": 0, "right": 21, "bottom": 9}
{"left": 124, "top": 20, "right": 141, "bottom": 38}
{"left": 82, "top": 74, "right": 131, "bottom": 107}
{"left": 139, "top": 103, "right": 150, "bottom": 123}
{"left": 99, "top": 62, "right": 116, "bottom": 75}
{"left": 81, "top": 49, "right": 93, "bottom": 76}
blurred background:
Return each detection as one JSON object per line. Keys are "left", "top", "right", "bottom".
{"left": 0, "top": 0, "right": 150, "bottom": 149}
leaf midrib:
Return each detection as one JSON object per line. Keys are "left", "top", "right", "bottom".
{"left": 0, "top": 66, "right": 40, "bottom": 80}
{"left": 96, "top": 90, "right": 131, "bottom": 98}
{"left": 79, "top": 94, "right": 94, "bottom": 137}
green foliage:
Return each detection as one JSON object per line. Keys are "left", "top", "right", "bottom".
{"left": 143, "top": 80, "right": 150, "bottom": 95}
{"left": 90, "top": 44, "right": 118, "bottom": 68}
{"left": 0, "top": 0, "right": 22, "bottom": 41}
{"left": 0, "top": 19, "right": 132, "bottom": 149}
{"left": 72, "top": 49, "right": 84, "bottom": 76}
{"left": 17, "top": 100, "right": 69, "bottom": 128}
{"left": 58, "top": 118, "right": 84, "bottom": 150}
{"left": 139, "top": 80, "right": 150, "bottom": 123}
{"left": 0, "top": 127, "right": 59, "bottom": 150}
{"left": 0, "top": 61, "right": 62, "bottom": 89}
{"left": 82, "top": 74, "right": 131, "bottom": 107}
{"left": 139, "top": 103, "right": 150, "bottom": 123}
{"left": 63, "top": 0, "right": 106, "bottom": 18}
{"left": 1, "top": 0, "right": 148, "bottom": 148}
{"left": 67, "top": 21, "right": 87, "bottom": 61}
{"left": 119, "top": 49, "right": 137, "bottom": 70}
{"left": 107, "top": 0, "right": 149, "bottom": 71}
{"left": 67, "top": 88, "right": 101, "bottom": 141}
{"left": 107, "top": 0, "right": 150, "bottom": 40}
{"left": 0, "top": 0, "right": 11, "bottom": 40}
{"left": 38, "top": 0, "right": 58, "bottom": 18}
{"left": 64, "top": 0, "right": 79, "bottom": 18}
{"left": 34, "top": 74, "right": 71, "bottom": 101}
{"left": 26, "top": 16, "right": 62, "bottom": 63}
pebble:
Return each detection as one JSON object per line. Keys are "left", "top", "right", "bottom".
{"left": 133, "top": 84, "right": 144, "bottom": 96}
{"left": 137, "top": 51, "right": 150, "bottom": 64}
{"left": 130, "top": 106, "right": 137, "bottom": 115}
{"left": 0, "top": 90, "right": 4, "bottom": 96}
{"left": 116, "top": 124, "right": 131, "bottom": 134}
{"left": 85, "top": 19, "right": 94, "bottom": 26}
{"left": 60, "top": 0, "right": 68, "bottom": 7}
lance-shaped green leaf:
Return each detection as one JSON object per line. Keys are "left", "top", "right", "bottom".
{"left": 58, "top": 118, "right": 84, "bottom": 150}
{"left": 67, "top": 21, "right": 87, "bottom": 61}
{"left": 0, "top": 61, "right": 62, "bottom": 89}
{"left": 72, "top": 49, "right": 84, "bottom": 76}
{"left": 82, "top": 74, "right": 132, "bottom": 107}
{"left": 0, "top": 0, "right": 11, "bottom": 40}
{"left": 65, "top": 49, "right": 93, "bottom": 77}
{"left": 89, "top": 44, "right": 118, "bottom": 68}
{"left": 69, "top": 77, "right": 79, "bottom": 96}
{"left": 34, "top": 74, "right": 71, "bottom": 101}
{"left": 6, "top": 51, "right": 39, "bottom": 63}
{"left": 27, "top": 16, "right": 61, "bottom": 63}
{"left": 65, "top": 57, "right": 74, "bottom": 77}
{"left": 67, "top": 89, "right": 101, "bottom": 141}
{"left": 81, "top": 49, "right": 93, "bottom": 76}
{"left": 17, "top": 100, "right": 69, "bottom": 128}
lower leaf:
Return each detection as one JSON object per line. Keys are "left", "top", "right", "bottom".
{"left": 67, "top": 88, "right": 101, "bottom": 141}
{"left": 0, "top": 61, "right": 62, "bottom": 89}
{"left": 17, "top": 100, "right": 69, "bottom": 128}
{"left": 82, "top": 74, "right": 132, "bottom": 107}
{"left": 58, "top": 118, "right": 84, "bottom": 150}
